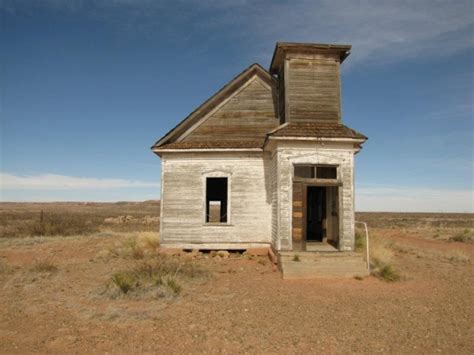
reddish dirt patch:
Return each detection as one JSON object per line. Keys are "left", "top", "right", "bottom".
{"left": 1, "top": 229, "right": 473, "bottom": 353}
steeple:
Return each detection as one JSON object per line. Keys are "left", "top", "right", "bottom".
{"left": 269, "top": 42, "right": 351, "bottom": 123}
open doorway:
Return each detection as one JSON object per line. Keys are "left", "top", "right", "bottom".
{"left": 292, "top": 164, "right": 340, "bottom": 251}
{"left": 306, "top": 186, "right": 326, "bottom": 242}
{"left": 305, "top": 186, "right": 339, "bottom": 248}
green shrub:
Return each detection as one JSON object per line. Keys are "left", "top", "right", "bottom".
{"left": 107, "top": 255, "right": 207, "bottom": 297}
{"left": 292, "top": 254, "right": 300, "bottom": 262}
{"left": 355, "top": 230, "right": 365, "bottom": 251}
{"left": 373, "top": 263, "right": 400, "bottom": 282}
{"left": 111, "top": 272, "right": 137, "bottom": 294}
{"left": 166, "top": 277, "right": 182, "bottom": 295}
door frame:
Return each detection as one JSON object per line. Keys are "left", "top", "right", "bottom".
{"left": 292, "top": 179, "right": 342, "bottom": 251}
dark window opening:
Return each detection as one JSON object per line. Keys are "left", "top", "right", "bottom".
{"left": 294, "top": 165, "right": 338, "bottom": 180}
{"left": 206, "top": 177, "right": 228, "bottom": 223}
{"left": 294, "top": 165, "right": 314, "bottom": 178}
{"left": 317, "top": 166, "right": 337, "bottom": 179}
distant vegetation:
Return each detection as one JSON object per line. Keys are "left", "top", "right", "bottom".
{"left": 0, "top": 201, "right": 160, "bottom": 238}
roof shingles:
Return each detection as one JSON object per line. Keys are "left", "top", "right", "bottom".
{"left": 155, "top": 140, "right": 263, "bottom": 150}
{"left": 154, "top": 122, "right": 366, "bottom": 150}
{"left": 268, "top": 122, "right": 367, "bottom": 140}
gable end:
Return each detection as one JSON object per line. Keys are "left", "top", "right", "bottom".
{"left": 152, "top": 63, "right": 277, "bottom": 150}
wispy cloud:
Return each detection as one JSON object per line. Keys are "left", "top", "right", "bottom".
{"left": 0, "top": 172, "right": 160, "bottom": 190}
{"left": 236, "top": 0, "right": 474, "bottom": 66}
{"left": 356, "top": 185, "right": 474, "bottom": 213}
{"left": 3, "top": 0, "right": 473, "bottom": 66}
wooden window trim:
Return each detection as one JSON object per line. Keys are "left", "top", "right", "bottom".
{"left": 293, "top": 177, "right": 342, "bottom": 186}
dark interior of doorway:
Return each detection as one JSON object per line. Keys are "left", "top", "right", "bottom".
{"left": 306, "top": 186, "right": 326, "bottom": 242}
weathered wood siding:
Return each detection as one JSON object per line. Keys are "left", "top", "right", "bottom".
{"left": 183, "top": 78, "right": 279, "bottom": 144}
{"left": 270, "top": 150, "right": 280, "bottom": 250}
{"left": 286, "top": 57, "right": 341, "bottom": 122}
{"left": 273, "top": 141, "right": 356, "bottom": 251}
{"left": 291, "top": 181, "right": 305, "bottom": 251}
{"left": 160, "top": 152, "right": 272, "bottom": 248}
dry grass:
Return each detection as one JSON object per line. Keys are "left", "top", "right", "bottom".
{"left": 356, "top": 212, "right": 473, "bottom": 229}
{"left": 364, "top": 232, "right": 401, "bottom": 282}
{"left": 29, "top": 259, "right": 58, "bottom": 273}
{"left": 390, "top": 242, "right": 470, "bottom": 264}
{"left": 0, "top": 259, "right": 14, "bottom": 275}
{"left": 106, "top": 255, "right": 208, "bottom": 298}
{"left": 449, "top": 229, "right": 474, "bottom": 243}
{"left": 0, "top": 201, "right": 160, "bottom": 239}
{"left": 103, "top": 232, "right": 160, "bottom": 260}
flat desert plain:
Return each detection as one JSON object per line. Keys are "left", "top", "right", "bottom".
{"left": 0, "top": 202, "right": 473, "bottom": 353}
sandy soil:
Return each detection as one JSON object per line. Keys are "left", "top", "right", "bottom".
{"left": 0, "top": 228, "right": 473, "bottom": 353}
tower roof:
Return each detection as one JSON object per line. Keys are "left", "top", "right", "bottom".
{"left": 269, "top": 42, "right": 351, "bottom": 74}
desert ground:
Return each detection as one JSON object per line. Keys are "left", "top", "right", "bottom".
{"left": 0, "top": 202, "right": 473, "bottom": 353}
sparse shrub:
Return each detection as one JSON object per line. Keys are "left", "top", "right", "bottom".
{"left": 368, "top": 234, "right": 401, "bottom": 282}
{"left": 30, "top": 259, "right": 58, "bottom": 273}
{"left": 449, "top": 230, "right": 473, "bottom": 243}
{"left": 0, "top": 260, "right": 14, "bottom": 275}
{"left": 138, "top": 232, "right": 160, "bottom": 250}
{"left": 106, "top": 255, "right": 207, "bottom": 298}
{"left": 377, "top": 264, "right": 400, "bottom": 282}
{"left": 111, "top": 272, "right": 137, "bottom": 294}
{"left": 293, "top": 254, "right": 300, "bottom": 262}
{"left": 446, "top": 250, "right": 470, "bottom": 264}
{"left": 107, "top": 233, "right": 160, "bottom": 260}
{"left": 355, "top": 230, "right": 365, "bottom": 251}
{"left": 166, "top": 277, "right": 182, "bottom": 295}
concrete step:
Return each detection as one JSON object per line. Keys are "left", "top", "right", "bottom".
{"left": 279, "top": 252, "right": 369, "bottom": 279}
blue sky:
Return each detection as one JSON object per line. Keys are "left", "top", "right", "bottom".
{"left": 0, "top": 0, "right": 473, "bottom": 212}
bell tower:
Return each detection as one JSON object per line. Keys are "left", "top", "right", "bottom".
{"left": 269, "top": 42, "right": 351, "bottom": 124}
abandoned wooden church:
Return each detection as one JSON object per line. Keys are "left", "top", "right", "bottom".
{"left": 152, "top": 42, "right": 368, "bottom": 276}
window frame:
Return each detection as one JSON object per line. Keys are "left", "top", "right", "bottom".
{"left": 293, "top": 164, "right": 339, "bottom": 182}
{"left": 202, "top": 171, "right": 232, "bottom": 226}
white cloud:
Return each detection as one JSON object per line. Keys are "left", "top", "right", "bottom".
{"left": 356, "top": 185, "right": 474, "bottom": 213}
{"left": 234, "top": 0, "right": 474, "bottom": 66}
{"left": 0, "top": 172, "right": 160, "bottom": 190}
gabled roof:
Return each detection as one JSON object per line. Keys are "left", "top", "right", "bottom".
{"left": 267, "top": 122, "right": 367, "bottom": 140}
{"left": 152, "top": 63, "right": 277, "bottom": 150}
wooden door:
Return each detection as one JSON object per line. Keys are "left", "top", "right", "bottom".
{"left": 292, "top": 182, "right": 305, "bottom": 251}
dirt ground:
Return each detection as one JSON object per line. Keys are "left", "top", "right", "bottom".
{"left": 0, "top": 210, "right": 473, "bottom": 353}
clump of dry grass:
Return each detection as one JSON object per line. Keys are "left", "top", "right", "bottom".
{"left": 367, "top": 233, "right": 401, "bottom": 282}
{"left": 354, "top": 230, "right": 366, "bottom": 251}
{"left": 0, "top": 259, "right": 14, "bottom": 275}
{"left": 106, "top": 255, "right": 207, "bottom": 298}
{"left": 29, "top": 259, "right": 58, "bottom": 273}
{"left": 103, "top": 232, "right": 160, "bottom": 260}
{"left": 445, "top": 250, "right": 470, "bottom": 264}
{"left": 449, "top": 229, "right": 473, "bottom": 243}
{"left": 377, "top": 264, "right": 400, "bottom": 282}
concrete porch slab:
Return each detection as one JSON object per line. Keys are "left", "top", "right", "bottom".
{"left": 278, "top": 251, "right": 369, "bottom": 279}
